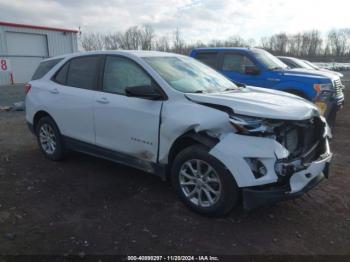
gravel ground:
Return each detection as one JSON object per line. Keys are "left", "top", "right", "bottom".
{"left": 0, "top": 84, "right": 25, "bottom": 107}
{"left": 0, "top": 87, "right": 349, "bottom": 256}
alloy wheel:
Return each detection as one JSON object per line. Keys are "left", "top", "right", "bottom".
{"left": 179, "top": 159, "right": 222, "bottom": 208}
{"left": 39, "top": 123, "right": 56, "bottom": 154}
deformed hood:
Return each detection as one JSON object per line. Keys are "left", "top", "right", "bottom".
{"left": 185, "top": 86, "right": 319, "bottom": 120}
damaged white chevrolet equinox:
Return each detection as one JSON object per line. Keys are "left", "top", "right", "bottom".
{"left": 26, "top": 51, "right": 332, "bottom": 216}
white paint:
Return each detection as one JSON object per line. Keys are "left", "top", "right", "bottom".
{"left": 209, "top": 133, "right": 289, "bottom": 187}
{"left": 289, "top": 140, "right": 332, "bottom": 193}
{"left": 94, "top": 93, "right": 162, "bottom": 162}
{"left": 25, "top": 50, "right": 331, "bottom": 199}
{"left": 185, "top": 87, "right": 319, "bottom": 120}
{"left": 34, "top": 80, "right": 96, "bottom": 144}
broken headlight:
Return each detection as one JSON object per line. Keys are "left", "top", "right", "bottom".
{"left": 229, "top": 115, "right": 277, "bottom": 135}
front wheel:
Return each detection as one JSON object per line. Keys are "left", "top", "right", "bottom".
{"left": 171, "top": 145, "right": 239, "bottom": 216}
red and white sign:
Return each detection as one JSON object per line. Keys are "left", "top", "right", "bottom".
{"left": 0, "top": 59, "right": 11, "bottom": 72}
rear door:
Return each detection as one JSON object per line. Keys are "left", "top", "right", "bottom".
{"left": 93, "top": 55, "right": 163, "bottom": 163}
{"left": 49, "top": 55, "right": 102, "bottom": 144}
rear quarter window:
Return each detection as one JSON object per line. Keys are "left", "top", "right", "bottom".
{"left": 31, "top": 58, "right": 63, "bottom": 80}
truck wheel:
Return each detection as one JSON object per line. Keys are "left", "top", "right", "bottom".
{"left": 36, "top": 116, "right": 64, "bottom": 161}
{"left": 171, "top": 145, "right": 239, "bottom": 216}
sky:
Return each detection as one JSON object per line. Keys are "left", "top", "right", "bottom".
{"left": 0, "top": 0, "right": 349, "bottom": 43}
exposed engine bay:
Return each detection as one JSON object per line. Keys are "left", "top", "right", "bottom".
{"left": 228, "top": 114, "right": 329, "bottom": 182}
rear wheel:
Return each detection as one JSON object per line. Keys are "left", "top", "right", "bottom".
{"left": 36, "top": 116, "right": 64, "bottom": 161}
{"left": 171, "top": 145, "right": 239, "bottom": 216}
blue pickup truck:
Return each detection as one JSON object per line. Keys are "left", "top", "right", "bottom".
{"left": 190, "top": 48, "right": 344, "bottom": 125}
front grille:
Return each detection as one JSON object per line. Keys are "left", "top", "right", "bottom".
{"left": 333, "top": 79, "right": 344, "bottom": 99}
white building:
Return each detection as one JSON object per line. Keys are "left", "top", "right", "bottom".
{"left": 0, "top": 21, "right": 78, "bottom": 85}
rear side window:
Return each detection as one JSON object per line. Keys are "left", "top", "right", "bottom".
{"left": 31, "top": 58, "right": 63, "bottom": 80}
{"left": 53, "top": 63, "right": 69, "bottom": 85}
{"left": 195, "top": 52, "right": 218, "bottom": 69}
{"left": 66, "top": 56, "right": 100, "bottom": 89}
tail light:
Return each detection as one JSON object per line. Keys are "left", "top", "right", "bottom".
{"left": 24, "top": 83, "right": 32, "bottom": 94}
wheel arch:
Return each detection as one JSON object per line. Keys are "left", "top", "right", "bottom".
{"left": 33, "top": 110, "right": 58, "bottom": 133}
{"left": 167, "top": 130, "right": 219, "bottom": 168}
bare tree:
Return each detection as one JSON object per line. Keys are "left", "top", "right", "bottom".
{"left": 80, "top": 25, "right": 350, "bottom": 60}
{"left": 139, "top": 25, "right": 155, "bottom": 50}
{"left": 307, "top": 30, "right": 323, "bottom": 57}
{"left": 155, "top": 35, "right": 170, "bottom": 52}
{"left": 173, "top": 27, "right": 185, "bottom": 54}
{"left": 104, "top": 33, "right": 120, "bottom": 50}
{"left": 81, "top": 33, "right": 105, "bottom": 51}
{"left": 327, "top": 29, "right": 350, "bottom": 57}
{"left": 260, "top": 36, "right": 273, "bottom": 51}
{"left": 288, "top": 33, "right": 303, "bottom": 56}
{"left": 124, "top": 26, "right": 141, "bottom": 49}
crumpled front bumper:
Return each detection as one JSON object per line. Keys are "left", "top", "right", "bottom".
{"left": 242, "top": 139, "right": 332, "bottom": 210}
{"left": 209, "top": 117, "right": 332, "bottom": 210}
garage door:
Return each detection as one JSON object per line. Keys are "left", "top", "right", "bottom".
{"left": 6, "top": 32, "right": 48, "bottom": 83}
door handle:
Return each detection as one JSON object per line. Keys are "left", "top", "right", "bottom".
{"left": 50, "top": 88, "right": 59, "bottom": 94}
{"left": 96, "top": 97, "right": 109, "bottom": 104}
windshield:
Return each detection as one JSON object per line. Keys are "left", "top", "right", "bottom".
{"left": 252, "top": 49, "right": 288, "bottom": 70}
{"left": 143, "top": 56, "right": 238, "bottom": 93}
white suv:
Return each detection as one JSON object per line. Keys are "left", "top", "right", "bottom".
{"left": 25, "top": 51, "right": 332, "bottom": 216}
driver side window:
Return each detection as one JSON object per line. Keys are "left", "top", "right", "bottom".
{"left": 103, "top": 56, "right": 152, "bottom": 95}
{"left": 222, "top": 54, "right": 256, "bottom": 74}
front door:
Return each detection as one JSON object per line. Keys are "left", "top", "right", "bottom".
{"left": 94, "top": 55, "right": 163, "bottom": 163}
{"left": 220, "top": 53, "right": 267, "bottom": 87}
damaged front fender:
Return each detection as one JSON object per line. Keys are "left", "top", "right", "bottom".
{"left": 209, "top": 133, "right": 289, "bottom": 187}
{"left": 158, "top": 99, "right": 232, "bottom": 165}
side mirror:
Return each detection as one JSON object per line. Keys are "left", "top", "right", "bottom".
{"left": 125, "top": 85, "right": 164, "bottom": 100}
{"left": 244, "top": 66, "right": 260, "bottom": 75}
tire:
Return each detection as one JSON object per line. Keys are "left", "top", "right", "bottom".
{"left": 171, "top": 144, "right": 239, "bottom": 216}
{"left": 35, "top": 116, "right": 64, "bottom": 161}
